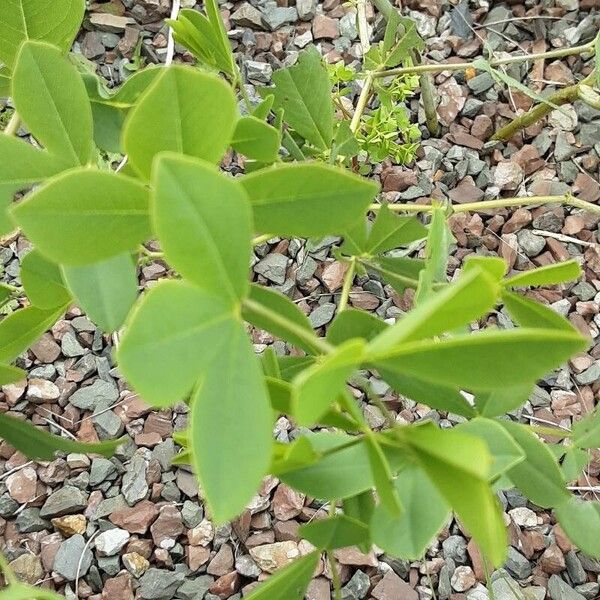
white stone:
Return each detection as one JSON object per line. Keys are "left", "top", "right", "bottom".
{"left": 95, "top": 528, "right": 130, "bottom": 556}
{"left": 509, "top": 506, "right": 538, "bottom": 528}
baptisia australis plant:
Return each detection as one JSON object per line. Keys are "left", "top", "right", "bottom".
{"left": 0, "top": 2, "right": 600, "bottom": 599}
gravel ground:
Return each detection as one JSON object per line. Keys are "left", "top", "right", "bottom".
{"left": 1, "top": 0, "right": 600, "bottom": 599}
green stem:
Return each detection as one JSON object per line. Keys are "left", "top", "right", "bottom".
{"left": 327, "top": 501, "right": 342, "bottom": 600}
{"left": 0, "top": 551, "right": 17, "bottom": 585}
{"left": 4, "top": 112, "right": 20, "bottom": 137}
{"left": 368, "top": 193, "right": 600, "bottom": 216}
{"left": 251, "top": 233, "right": 273, "bottom": 246}
{"left": 492, "top": 74, "right": 592, "bottom": 141}
{"left": 372, "top": 36, "right": 596, "bottom": 79}
{"left": 420, "top": 72, "right": 439, "bottom": 136}
{"left": 350, "top": 73, "right": 374, "bottom": 133}
{"left": 242, "top": 297, "right": 335, "bottom": 355}
{"left": 338, "top": 258, "right": 356, "bottom": 312}
{"left": 235, "top": 67, "right": 253, "bottom": 113}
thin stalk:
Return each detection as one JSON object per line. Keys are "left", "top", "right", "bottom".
{"left": 242, "top": 297, "right": 335, "bottom": 355}
{"left": 251, "top": 233, "right": 273, "bottom": 246}
{"left": 372, "top": 37, "right": 596, "bottom": 79}
{"left": 235, "top": 66, "right": 253, "bottom": 113}
{"left": 338, "top": 258, "right": 356, "bottom": 312}
{"left": 4, "top": 112, "right": 20, "bottom": 136}
{"left": 328, "top": 502, "right": 342, "bottom": 600}
{"left": 492, "top": 74, "right": 592, "bottom": 141}
{"left": 368, "top": 194, "right": 600, "bottom": 216}
{"left": 350, "top": 73, "right": 374, "bottom": 133}
{"left": 420, "top": 72, "right": 439, "bottom": 136}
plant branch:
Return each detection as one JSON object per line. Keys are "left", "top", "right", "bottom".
{"left": 492, "top": 74, "right": 592, "bottom": 141}
{"left": 371, "top": 37, "right": 597, "bottom": 79}
{"left": 242, "top": 297, "right": 335, "bottom": 355}
{"left": 350, "top": 73, "right": 374, "bottom": 133}
{"left": 4, "top": 112, "right": 20, "bottom": 136}
{"left": 338, "top": 258, "right": 356, "bottom": 312}
{"left": 368, "top": 194, "right": 600, "bottom": 216}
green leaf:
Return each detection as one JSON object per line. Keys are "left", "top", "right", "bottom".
{"left": 343, "top": 491, "right": 375, "bottom": 526}
{"left": 572, "top": 409, "right": 600, "bottom": 449}
{"left": 365, "top": 434, "right": 402, "bottom": 516}
{"left": 331, "top": 120, "right": 359, "bottom": 161}
{"left": 292, "top": 339, "right": 364, "bottom": 426}
{"left": 403, "top": 423, "right": 506, "bottom": 566}
{"left": 473, "top": 58, "right": 566, "bottom": 116}
{"left": 0, "top": 0, "right": 85, "bottom": 69}
{"left": 368, "top": 256, "right": 425, "bottom": 292}
{"left": 242, "top": 284, "right": 322, "bottom": 355}
{"left": 0, "top": 67, "right": 10, "bottom": 96}
{"left": 0, "top": 411, "right": 123, "bottom": 461}
{"left": 555, "top": 497, "right": 600, "bottom": 558}
{"left": 62, "top": 253, "right": 138, "bottom": 332}
{"left": 299, "top": 515, "right": 369, "bottom": 550}
{"left": 12, "top": 169, "right": 150, "bottom": 265}
{"left": 504, "top": 260, "right": 582, "bottom": 288}
{"left": 281, "top": 432, "right": 406, "bottom": 500}
{"left": 240, "top": 163, "right": 378, "bottom": 237}
{"left": 263, "top": 46, "right": 334, "bottom": 150}
{"left": 373, "top": 328, "right": 587, "bottom": 391}
{"left": 369, "top": 267, "right": 500, "bottom": 354}
{"left": 84, "top": 67, "right": 163, "bottom": 153}
{"left": 501, "top": 290, "right": 576, "bottom": 332}
{"left": 253, "top": 95, "right": 274, "bottom": 120}
{"left": 475, "top": 385, "right": 532, "bottom": 418}
{"left": 191, "top": 323, "right": 272, "bottom": 524}
{"left": 561, "top": 447, "right": 588, "bottom": 482}
{"left": 0, "top": 305, "right": 65, "bottom": 362}
{"left": 456, "top": 418, "right": 525, "bottom": 480}
{"left": 414, "top": 206, "right": 452, "bottom": 305}
{"left": 167, "top": 5, "right": 235, "bottom": 77}
{"left": 327, "top": 309, "right": 387, "bottom": 346}
{"left": 463, "top": 255, "right": 507, "bottom": 281}
{"left": 366, "top": 205, "right": 427, "bottom": 255}
{"left": 20, "top": 250, "right": 70, "bottom": 309}
{"left": 0, "top": 135, "right": 70, "bottom": 236}
{"left": 379, "top": 368, "right": 476, "bottom": 417}
{"left": 498, "top": 420, "right": 569, "bottom": 508}
{"left": 0, "top": 582, "right": 66, "bottom": 600}
{"left": 13, "top": 42, "right": 93, "bottom": 166}
{"left": 152, "top": 153, "right": 251, "bottom": 302}
{"left": 244, "top": 551, "right": 320, "bottom": 600}
{"left": 370, "top": 464, "right": 450, "bottom": 560}
{"left": 117, "top": 280, "right": 237, "bottom": 407}
{"left": 124, "top": 65, "right": 238, "bottom": 179}
{"left": 0, "top": 364, "right": 26, "bottom": 385}
{"left": 232, "top": 116, "right": 280, "bottom": 163}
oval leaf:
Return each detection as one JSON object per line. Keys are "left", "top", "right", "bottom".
{"left": 152, "top": 153, "right": 251, "bottom": 302}
{"left": 240, "top": 163, "right": 378, "bottom": 238}
{"left": 371, "top": 464, "right": 450, "bottom": 560}
{"left": 191, "top": 323, "right": 272, "bottom": 524}
{"left": 373, "top": 329, "right": 587, "bottom": 391}
{"left": 0, "top": 411, "right": 123, "bottom": 461}
{"left": 62, "top": 253, "right": 138, "bottom": 332}
{"left": 13, "top": 41, "right": 93, "bottom": 165}
{"left": 117, "top": 280, "right": 236, "bottom": 407}
{"left": 124, "top": 65, "right": 238, "bottom": 179}
{"left": 0, "top": 0, "right": 84, "bottom": 69}
{"left": 499, "top": 420, "right": 569, "bottom": 508}
{"left": 20, "top": 249, "right": 70, "bottom": 309}
{"left": 12, "top": 169, "right": 150, "bottom": 266}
